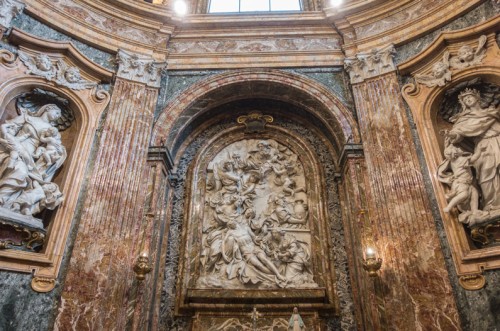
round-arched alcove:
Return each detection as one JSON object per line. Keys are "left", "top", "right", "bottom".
{"left": 153, "top": 70, "right": 358, "bottom": 330}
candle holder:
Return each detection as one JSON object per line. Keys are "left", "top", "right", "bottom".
{"left": 133, "top": 252, "right": 152, "bottom": 281}
{"left": 362, "top": 247, "right": 382, "bottom": 277}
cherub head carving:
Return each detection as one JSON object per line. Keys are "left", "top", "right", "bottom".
{"left": 35, "top": 54, "right": 52, "bottom": 72}
{"left": 64, "top": 67, "right": 81, "bottom": 83}
{"left": 457, "top": 45, "right": 475, "bottom": 63}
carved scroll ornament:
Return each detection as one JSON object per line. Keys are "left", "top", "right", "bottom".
{"left": 198, "top": 139, "right": 317, "bottom": 289}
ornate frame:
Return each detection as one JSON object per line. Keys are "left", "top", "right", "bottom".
{"left": 0, "top": 29, "right": 112, "bottom": 292}
{"left": 175, "top": 124, "right": 338, "bottom": 316}
{"left": 399, "top": 17, "right": 500, "bottom": 289}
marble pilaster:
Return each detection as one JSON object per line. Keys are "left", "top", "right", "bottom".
{"left": 346, "top": 48, "right": 461, "bottom": 330}
{"left": 55, "top": 52, "right": 163, "bottom": 329}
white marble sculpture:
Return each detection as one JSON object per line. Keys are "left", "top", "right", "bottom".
{"left": 415, "top": 51, "right": 451, "bottom": 87}
{"left": 55, "top": 60, "right": 97, "bottom": 90}
{"left": 0, "top": 103, "right": 65, "bottom": 217}
{"left": 198, "top": 139, "right": 317, "bottom": 289}
{"left": 18, "top": 51, "right": 56, "bottom": 81}
{"left": 438, "top": 88, "right": 500, "bottom": 226}
{"left": 450, "top": 35, "right": 487, "bottom": 70}
{"left": 18, "top": 52, "right": 97, "bottom": 90}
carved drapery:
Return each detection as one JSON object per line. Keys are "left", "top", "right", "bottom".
{"left": 400, "top": 17, "right": 500, "bottom": 287}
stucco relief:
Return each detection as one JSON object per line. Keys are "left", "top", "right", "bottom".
{"left": 354, "top": 0, "right": 454, "bottom": 39}
{"left": 18, "top": 51, "right": 97, "bottom": 90}
{"left": 438, "top": 88, "right": 500, "bottom": 226}
{"left": 49, "top": 0, "right": 166, "bottom": 46}
{"left": 168, "top": 38, "right": 340, "bottom": 54}
{"left": 197, "top": 139, "right": 317, "bottom": 289}
{"left": 414, "top": 35, "right": 489, "bottom": 88}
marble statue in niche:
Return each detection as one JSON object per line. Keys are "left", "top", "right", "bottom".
{"left": 198, "top": 139, "right": 317, "bottom": 289}
{"left": 0, "top": 89, "right": 70, "bottom": 221}
{"left": 438, "top": 88, "right": 500, "bottom": 226}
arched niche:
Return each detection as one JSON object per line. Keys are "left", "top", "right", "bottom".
{"left": 0, "top": 35, "right": 111, "bottom": 293}
{"left": 152, "top": 71, "right": 359, "bottom": 329}
{"left": 400, "top": 17, "right": 500, "bottom": 290}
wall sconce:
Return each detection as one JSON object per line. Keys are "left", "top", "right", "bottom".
{"left": 133, "top": 252, "right": 152, "bottom": 281}
{"left": 362, "top": 247, "right": 382, "bottom": 277}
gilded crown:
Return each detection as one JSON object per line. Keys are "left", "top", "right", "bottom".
{"left": 458, "top": 88, "right": 480, "bottom": 100}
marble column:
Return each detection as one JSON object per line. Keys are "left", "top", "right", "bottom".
{"left": 345, "top": 46, "right": 461, "bottom": 330}
{"left": 55, "top": 51, "right": 166, "bottom": 330}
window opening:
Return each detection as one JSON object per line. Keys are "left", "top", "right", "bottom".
{"left": 208, "top": 0, "right": 302, "bottom": 13}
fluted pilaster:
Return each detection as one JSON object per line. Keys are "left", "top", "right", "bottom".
{"left": 56, "top": 78, "right": 159, "bottom": 330}
{"left": 350, "top": 70, "right": 461, "bottom": 329}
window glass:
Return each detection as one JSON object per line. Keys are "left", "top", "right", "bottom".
{"left": 271, "top": 0, "right": 301, "bottom": 10}
{"left": 208, "top": 0, "right": 301, "bottom": 13}
{"left": 241, "top": 0, "right": 269, "bottom": 11}
{"left": 209, "top": 0, "right": 239, "bottom": 13}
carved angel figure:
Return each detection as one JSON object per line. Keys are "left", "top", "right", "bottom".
{"left": 415, "top": 51, "right": 451, "bottom": 87}
{"left": 438, "top": 88, "right": 500, "bottom": 226}
{"left": 56, "top": 60, "right": 97, "bottom": 90}
{"left": 18, "top": 51, "right": 56, "bottom": 81}
{"left": 0, "top": 103, "right": 65, "bottom": 217}
{"left": 450, "top": 35, "right": 487, "bottom": 70}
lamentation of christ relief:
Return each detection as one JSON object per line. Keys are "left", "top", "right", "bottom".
{"left": 197, "top": 139, "right": 317, "bottom": 289}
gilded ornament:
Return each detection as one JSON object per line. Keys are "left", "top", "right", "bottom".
{"left": 362, "top": 256, "right": 382, "bottom": 277}
{"left": 237, "top": 111, "right": 273, "bottom": 133}
{"left": 31, "top": 276, "right": 56, "bottom": 293}
{"left": 458, "top": 274, "right": 486, "bottom": 290}
{"left": 133, "top": 252, "right": 152, "bottom": 281}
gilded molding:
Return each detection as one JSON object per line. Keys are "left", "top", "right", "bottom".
{"left": 116, "top": 49, "right": 166, "bottom": 88}
{"left": 344, "top": 44, "right": 396, "bottom": 84}
{"left": 0, "top": 0, "right": 24, "bottom": 30}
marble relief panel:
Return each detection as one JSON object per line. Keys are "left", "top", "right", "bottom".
{"left": 46, "top": 0, "right": 167, "bottom": 46}
{"left": 198, "top": 139, "right": 317, "bottom": 289}
{"left": 168, "top": 38, "right": 340, "bottom": 54}
{"left": 354, "top": 0, "right": 468, "bottom": 39}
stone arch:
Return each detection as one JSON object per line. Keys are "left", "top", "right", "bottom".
{"left": 152, "top": 69, "right": 360, "bottom": 157}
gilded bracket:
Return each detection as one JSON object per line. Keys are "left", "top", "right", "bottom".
{"left": 458, "top": 273, "right": 486, "bottom": 291}
{"left": 31, "top": 276, "right": 56, "bottom": 293}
